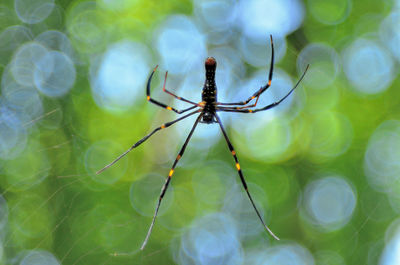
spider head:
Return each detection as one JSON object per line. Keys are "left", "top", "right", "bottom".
{"left": 205, "top": 57, "right": 216, "bottom": 67}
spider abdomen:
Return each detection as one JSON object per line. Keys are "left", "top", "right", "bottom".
{"left": 201, "top": 111, "right": 215, "bottom": 123}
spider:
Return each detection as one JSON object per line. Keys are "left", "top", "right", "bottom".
{"left": 97, "top": 35, "right": 309, "bottom": 250}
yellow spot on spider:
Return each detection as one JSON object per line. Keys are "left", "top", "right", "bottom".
{"left": 177, "top": 154, "right": 181, "bottom": 160}
{"left": 169, "top": 169, "right": 174, "bottom": 177}
{"left": 146, "top": 96, "right": 150, "bottom": 101}
{"left": 166, "top": 106, "right": 172, "bottom": 110}
{"left": 199, "top": 101, "right": 206, "bottom": 107}
{"left": 268, "top": 80, "right": 271, "bottom": 86}
{"left": 231, "top": 150, "right": 236, "bottom": 155}
{"left": 248, "top": 109, "right": 253, "bottom": 113}
{"left": 236, "top": 163, "right": 240, "bottom": 170}
{"left": 251, "top": 96, "right": 255, "bottom": 99}
{"left": 161, "top": 124, "right": 166, "bottom": 129}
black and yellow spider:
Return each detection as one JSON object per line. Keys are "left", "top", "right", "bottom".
{"left": 97, "top": 35, "right": 309, "bottom": 250}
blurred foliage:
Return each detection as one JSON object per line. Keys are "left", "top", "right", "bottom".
{"left": 0, "top": 0, "right": 400, "bottom": 264}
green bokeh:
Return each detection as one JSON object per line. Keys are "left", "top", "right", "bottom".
{"left": 0, "top": 0, "right": 399, "bottom": 264}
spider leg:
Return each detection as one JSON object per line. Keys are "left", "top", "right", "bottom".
{"left": 147, "top": 66, "right": 199, "bottom": 114}
{"left": 217, "top": 64, "right": 309, "bottom": 114}
{"left": 141, "top": 112, "right": 203, "bottom": 250}
{"left": 96, "top": 109, "right": 200, "bottom": 174}
{"left": 214, "top": 114, "right": 279, "bottom": 240}
{"left": 217, "top": 35, "right": 275, "bottom": 109}
{"left": 162, "top": 70, "right": 199, "bottom": 106}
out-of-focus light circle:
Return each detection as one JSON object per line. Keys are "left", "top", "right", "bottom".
{"left": 193, "top": 0, "right": 238, "bottom": 31}
{"left": 156, "top": 15, "right": 206, "bottom": 75}
{"left": 34, "top": 51, "right": 76, "bottom": 97}
{"left": 315, "top": 250, "right": 346, "bottom": 265}
{"left": 380, "top": 219, "right": 400, "bottom": 265}
{"left": 239, "top": 35, "right": 287, "bottom": 67}
{"left": 0, "top": 25, "right": 32, "bottom": 51}
{"left": 0, "top": 195, "right": 8, "bottom": 230}
{"left": 302, "top": 176, "right": 356, "bottom": 231}
{"left": 20, "top": 250, "right": 60, "bottom": 265}
{"left": 380, "top": 11, "right": 400, "bottom": 62}
{"left": 84, "top": 140, "right": 128, "bottom": 185}
{"left": 0, "top": 107, "right": 28, "bottom": 160}
{"left": 35, "top": 100, "right": 63, "bottom": 130}
{"left": 10, "top": 42, "right": 48, "bottom": 87}
{"left": 35, "top": 30, "right": 76, "bottom": 61}
{"left": 0, "top": 25, "right": 32, "bottom": 64}
{"left": 307, "top": 112, "right": 353, "bottom": 160}
{"left": 238, "top": 0, "right": 305, "bottom": 39}
{"left": 192, "top": 160, "right": 235, "bottom": 207}
{"left": 66, "top": 2, "right": 104, "bottom": 54}
{"left": 98, "top": 211, "right": 140, "bottom": 254}
{"left": 90, "top": 40, "right": 150, "bottom": 112}
{"left": 297, "top": 43, "right": 340, "bottom": 89}
{"left": 308, "top": 0, "right": 351, "bottom": 25}
{"left": 2, "top": 62, "right": 44, "bottom": 124}
{"left": 364, "top": 120, "right": 400, "bottom": 192}
{"left": 202, "top": 29, "right": 235, "bottom": 45}
{"left": 99, "top": 0, "right": 135, "bottom": 11}
{"left": 178, "top": 213, "right": 243, "bottom": 265}
{"left": 244, "top": 118, "right": 292, "bottom": 162}
{"left": 342, "top": 38, "right": 395, "bottom": 94}
{"left": 223, "top": 183, "right": 270, "bottom": 237}
{"left": 3, "top": 139, "right": 51, "bottom": 191}
{"left": 246, "top": 243, "right": 314, "bottom": 265}
{"left": 359, "top": 188, "right": 394, "bottom": 222}
{"left": 158, "top": 186, "right": 197, "bottom": 231}
{"left": 0, "top": 5, "right": 18, "bottom": 27}
{"left": 15, "top": 0, "right": 55, "bottom": 24}
{"left": 8, "top": 194, "right": 53, "bottom": 244}
{"left": 303, "top": 83, "right": 339, "bottom": 114}
{"left": 2, "top": 77, "right": 43, "bottom": 120}
{"left": 129, "top": 173, "right": 174, "bottom": 217}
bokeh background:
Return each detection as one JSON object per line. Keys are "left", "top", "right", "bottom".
{"left": 0, "top": 0, "right": 400, "bottom": 264}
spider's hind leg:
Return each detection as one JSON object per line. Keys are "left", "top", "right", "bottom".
{"left": 214, "top": 114, "right": 279, "bottom": 240}
{"left": 96, "top": 110, "right": 200, "bottom": 175}
{"left": 140, "top": 113, "right": 204, "bottom": 250}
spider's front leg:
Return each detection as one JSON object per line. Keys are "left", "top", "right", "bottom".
{"left": 217, "top": 35, "right": 275, "bottom": 109}
{"left": 146, "top": 66, "right": 199, "bottom": 114}
{"left": 217, "top": 64, "right": 309, "bottom": 114}
{"left": 161, "top": 70, "right": 199, "bottom": 106}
